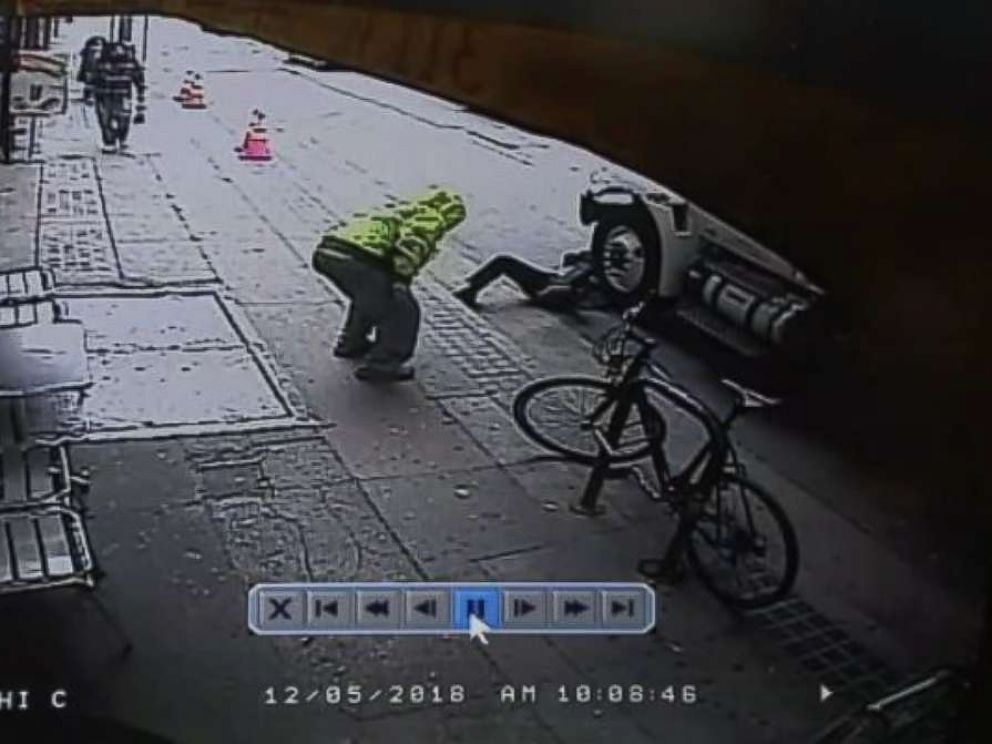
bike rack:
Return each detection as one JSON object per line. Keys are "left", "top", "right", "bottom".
{"left": 570, "top": 429, "right": 612, "bottom": 516}
{"left": 570, "top": 387, "right": 671, "bottom": 517}
{"left": 569, "top": 375, "right": 729, "bottom": 582}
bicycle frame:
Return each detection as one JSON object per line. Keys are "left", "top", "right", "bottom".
{"left": 550, "top": 310, "right": 796, "bottom": 599}
{"left": 571, "top": 317, "right": 757, "bottom": 572}
{"left": 575, "top": 356, "right": 730, "bottom": 515}
{"left": 636, "top": 375, "right": 732, "bottom": 494}
{"left": 583, "top": 328, "right": 736, "bottom": 496}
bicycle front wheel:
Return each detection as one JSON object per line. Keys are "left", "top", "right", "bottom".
{"left": 687, "top": 474, "right": 799, "bottom": 609}
{"left": 512, "top": 376, "right": 656, "bottom": 465}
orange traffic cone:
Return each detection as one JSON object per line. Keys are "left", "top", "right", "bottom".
{"left": 182, "top": 74, "right": 208, "bottom": 110}
{"left": 235, "top": 109, "right": 273, "bottom": 161}
{"left": 173, "top": 70, "right": 194, "bottom": 104}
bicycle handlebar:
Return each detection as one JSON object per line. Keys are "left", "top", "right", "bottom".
{"left": 617, "top": 299, "right": 656, "bottom": 350}
{"left": 591, "top": 296, "right": 732, "bottom": 491}
{"left": 595, "top": 295, "right": 665, "bottom": 371}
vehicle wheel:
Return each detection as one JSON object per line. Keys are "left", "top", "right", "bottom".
{"left": 687, "top": 474, "right": 799, "bottom": 609}
{"left": 513, "top": 376, "right": 659, "bottom": 465}
{"left": 590, "top": 210, "right": 661, "bottom": 307}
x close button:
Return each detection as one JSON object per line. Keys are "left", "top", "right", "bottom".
{"left": 257, "top": 589, "right": 304, "bottom": 630}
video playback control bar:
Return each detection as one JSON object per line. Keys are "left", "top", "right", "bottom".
{"left": 248, "top": 582, "right": 656, "bottom": 636}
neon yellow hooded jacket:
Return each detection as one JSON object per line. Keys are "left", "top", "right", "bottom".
{"left": 316, "top": 187, "right": 466, "bottom": 282}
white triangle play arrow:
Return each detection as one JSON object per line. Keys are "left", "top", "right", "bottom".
{"left": 819, "top": 684, "right": 833, "bottom": 703}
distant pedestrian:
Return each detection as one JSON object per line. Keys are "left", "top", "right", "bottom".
{"left": 312, "top": 187, "right": 467, "bottom": 382}
{"left": 76, "top": 35, "right": 105, "bottom": 105}
{"left": 91, "top": 41, "right": 146, "bottom": 153}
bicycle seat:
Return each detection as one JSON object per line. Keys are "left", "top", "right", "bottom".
{"left": 720, "top": 379, "right": 781, "bottom": 409}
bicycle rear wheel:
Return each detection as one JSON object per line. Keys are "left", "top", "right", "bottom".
{"left": 513, "top": 376, "right": 657, "bottom": 465}
{"left": 687, "top": 474, "right": 798, "bottom": 609}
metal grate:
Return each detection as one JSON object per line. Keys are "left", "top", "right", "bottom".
{"left": 38, "top": 157, "right": 103, "bottom": 221}
{"left": 746, "top": 597, "right": 898, "bottom": 700}
{"left": 36, "top": 157, "right": 121, "bottom": 284}
{"left": 0, "top": 506, "right": 95, "bottom": 592}
{"left": 38, "top": 220, "right": 119, "bottom": 284}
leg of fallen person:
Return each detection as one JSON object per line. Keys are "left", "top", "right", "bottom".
{"left": 453, "top": 255, "right": 555, "bottom": 307}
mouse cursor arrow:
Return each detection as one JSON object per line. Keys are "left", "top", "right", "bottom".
{"left": 468, "top": 614, "right": 491, "bottom": 645}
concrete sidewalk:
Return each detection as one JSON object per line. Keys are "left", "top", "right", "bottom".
{"left": 0, "top": 15, "right": 982, "bottom": 744}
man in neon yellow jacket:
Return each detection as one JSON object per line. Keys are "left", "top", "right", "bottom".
{"left": 312, "top": 187, "right": 467, "bottom": 382}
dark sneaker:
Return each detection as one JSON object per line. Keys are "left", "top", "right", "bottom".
{"left": 452, "top": 286, "right": 479, "bottom": 308}
{"left": 561, "top": 250, "right": 589, "bottom": 268}
{"left": 355, "top": 364, "right": 415, "bottom": 383}
{"left": 333, "top": 338, "right": 373, "bottom": 359}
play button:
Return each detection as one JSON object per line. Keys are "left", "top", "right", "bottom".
{"left": 514, "top": 599, "right": 537, "bottom": 616}
{"left": 502, "top": 590, "right": 546, "bottom": 627}
{"left": 819, "top": 684, "right": 833, "bottom": 703}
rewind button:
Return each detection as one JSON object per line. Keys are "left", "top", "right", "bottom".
{"left": 356, "top": 590, "right": 401, "bottom": 628}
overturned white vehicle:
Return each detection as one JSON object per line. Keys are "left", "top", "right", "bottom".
{"left": 580, "top": 184, "right": 824, "bottom": 358}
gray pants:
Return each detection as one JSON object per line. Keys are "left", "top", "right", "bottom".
{"left": 95, "top": 92, "right": 131, "bottom": 147}
{"left": 313, "top": 251, "right": 420, "bottom": 368}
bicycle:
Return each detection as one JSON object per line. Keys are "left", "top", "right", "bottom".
{"left": 513, "top": 300, "right": 799, "bottom": 608}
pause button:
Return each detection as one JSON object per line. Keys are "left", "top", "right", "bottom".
{"left": 453, "top": 589, "right": 501, "bottom": 629}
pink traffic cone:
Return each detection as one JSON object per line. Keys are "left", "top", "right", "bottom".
{"left": 234, "top": 111, "right": 255, "bottom": 153}
{"left": 181, "top": 74, "right": 207, "bottom": 110}
{"left": 173, "top": 71, "right": 193, "bottom": 103}
{"left": 238, "top": 109, "right": 260, "bottom": 150}
{"left": 236, "top": 110, "right": 273, "bottom": 161}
